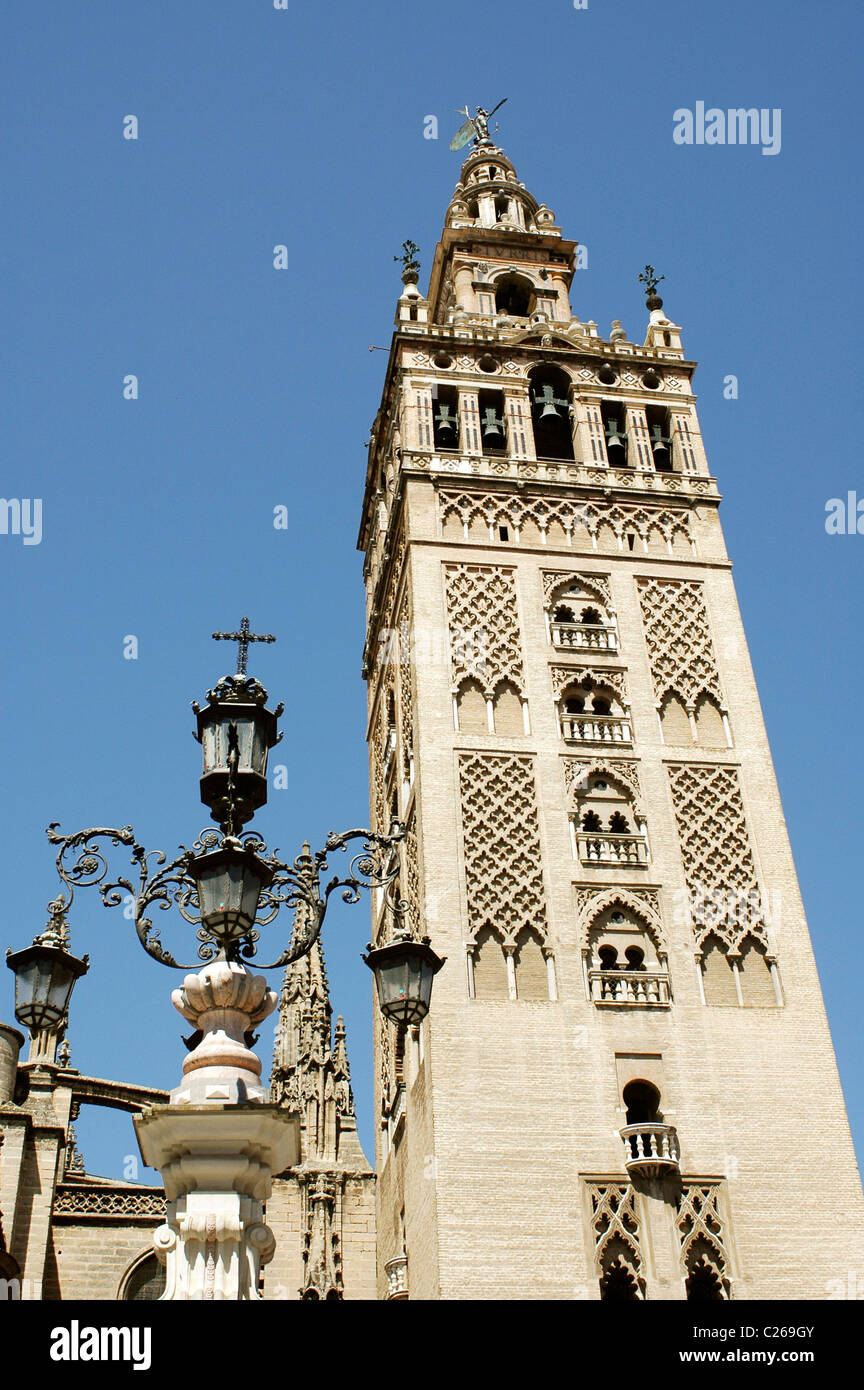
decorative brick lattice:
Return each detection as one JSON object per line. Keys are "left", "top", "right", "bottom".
{"left": 458, "top": 753, "right": 546, "bottom": 945}
{"left": 444, "top": 564, "right": 524, "bottom": 694}
{"left": 439, "top": 490, "right": 691, "bottom": 550}
{"left": 401, "top": 813, "right": 421, "bottom": 940}
{"left": 676, "top": 1183, "right": 731, "bottom": 1297}
{"left": 666, "top": 764, "right": 767, "bottom": 953}
{"left": 637, "top": 579, "right": 724, "bottom": 707}
{"left": 397, "top": 593, "right": 414, "bottom": 775}
{"left": 587, "top": 1182, "right": 645, "bottom": 1296}
{"left": 370, "top": 672, "right": 393, "bottom": 835}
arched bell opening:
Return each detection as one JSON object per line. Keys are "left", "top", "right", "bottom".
{"left": 645, "top": 403, "right": 674, "bottom": 472}
{"left": 494, "top": 272, "right": 535, "bottom": 318}
{"left": 432, "top": 385, "right": 460, "bottom": 451}
{"left": 477, "top": 388, "right": 507, "bottom": 455}
{"left": 600, "top": 400, "right": 629, "bottom": 467}
{"left": 529, "top": 365, "right": 574, "bottom": 462}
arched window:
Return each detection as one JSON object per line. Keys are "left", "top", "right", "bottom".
{"left": 694, "top": 694, "right": 727, "bottom": 748}
{"left": 700, "top": 934, "right": 739, "bottom": 1006}
{"left": 495, "top": 273, "right": 534, "bottom": 317}
{"left": 120, "top": 1252, "right": 166, "bottom": 1302}
{"left": 684, "top": 1240, "right": 729, "bottom": 1301}
{"left": 548, "top": 584, "right": 617, "bottom": 653}
{"left": 472, "top": 926, "right": 509, "bottom": 1000}
{"left": 455, "top": 678, "right": 487, "bottom": 733}
{"left": 559, "top": 680, "right": 628, "bottom": 745}
{"left": 492, "top": 680, "right": 523, "bottom": 736}
{"left": 586, "top": 903, "right": 668, "bottom": 1004}
{"left": 513, "top": 927, "right": 548, "bottom": 1000}
{"left": 659, "top": 692, "right": 692, "bottom": 745}
{"left": 623, "top": 1080, "right": 662, "bottom": 1127}
{"left": 598, "top": 1240, "right": 643, "bottom": 1301}
{"left": 608, "top": 811, "right": 630, "bottom": 834}
{"left": 581, "top": 810, "right": 603, "bottom": 832}
{"left": 738, "top": 937, "right": 777, "bottom": 1007}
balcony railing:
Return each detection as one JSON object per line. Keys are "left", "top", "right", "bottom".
{"left": 551, "top": 621, "right": 618, "bottom": 652}
{"left": 577, "top": 833, "right": 648, "bottom": 866}
{"left": 620, "top": 1123, "right": 680, "bottom": 1177}
{"left": 560, "top": 713, "right": 632, "bottom": 744}
{"left": 384, "top": 1256, "right": 409, "bottom": 1300}
{"left": 589, "top": 970, "right": 671, "bottom": 1006}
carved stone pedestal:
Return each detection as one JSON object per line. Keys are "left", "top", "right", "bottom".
{"left": 134, "top": 956, "right": 300, "bottom": 1299}
{"left": 135, "top": 1105, "right": 299, "bottom": 1300}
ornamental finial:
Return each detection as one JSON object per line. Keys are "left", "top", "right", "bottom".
{"left": 638, "top": 265, "right": 665, "bottom": 311}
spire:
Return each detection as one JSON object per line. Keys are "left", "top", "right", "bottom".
{"left": 269, "top": 906, "right": 359, "bottom": 1167}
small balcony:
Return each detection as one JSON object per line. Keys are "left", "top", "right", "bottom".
{"left": 384, "top": 725, "right": 397, "bottom": 774}
{"left": 551, "top": 621, "right": 618, "bottom": 653}
{"left": 577, "top": 832, "right": 648, "bottom": 867}
{"left": 384, "top": 1256, "right": 409, "bottom": 1300}
{"left": 560, "top": 713, "right": 632, "bottom": 745}
{"left": 620, "top": 1123, "right": 680, "bottom": 1178}
{"left": 589, "top": 970, "right": 671, "bottom": 1007}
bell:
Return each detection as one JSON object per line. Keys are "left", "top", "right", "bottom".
{"left": 481, "top": 408, "right": 504, "bottom": 446}
{"left": 434, "top": 404, "right": 458, "bottom": 445}
{"left": 533, "top": 383, "right": 568, "bottom": 427}
{"left": 650, "top": 425, "right": 671, "bottom": 464}
{"left": 606, "top": 419, "right": 626, "bottom": 458}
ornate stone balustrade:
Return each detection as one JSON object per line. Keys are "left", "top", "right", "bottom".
{"left": 385, "top": 1255, "right": 409, "bottom": 1300}
{"left": 551, "top": 622, "right": 618, "bottom": 652}
{"left": 589, "top": 971, "right": 671, "bottom": 1007}
{"left": 620, "top": 1123, "right": 680, "bottom": 1177}
{"left": 561, "top": 714, "right": 632, "bottom": 745}
{"left": 577, "top": 832, "right": 647, "bottom": 866}
{"left": 53, "top": 1183, "right": 166, "bottom": 1222}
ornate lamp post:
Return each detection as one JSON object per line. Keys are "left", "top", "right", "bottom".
{"left": 27, "top": 619, "right": 443, "bottom": 1300}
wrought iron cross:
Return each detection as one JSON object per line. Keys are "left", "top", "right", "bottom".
{"left": 212, "top": 616, "right": 276, "bottom": 676}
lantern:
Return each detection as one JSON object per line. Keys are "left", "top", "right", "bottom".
{"left": 187, "top": 839, "right": 274, "bottom": 946}
{"left": 363, "top": 935, "right": 445, "bottom": 1026}
{"left": 6, "top": 940, "right": 88, "bottom": 1036}
{"left": 193, "top": 675, "right": 282, "bottom": 830}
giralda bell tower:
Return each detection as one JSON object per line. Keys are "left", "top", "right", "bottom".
{"left": 357, "top": 119, "right": 864, "bottom": 1301}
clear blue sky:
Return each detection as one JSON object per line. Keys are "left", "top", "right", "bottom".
{"left": 2, "top": 0, "right": 862, "bottom": 1178}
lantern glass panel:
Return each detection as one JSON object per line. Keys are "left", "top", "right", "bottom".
{"left": 194, "top": 851, "right": 269, "bottom": 942}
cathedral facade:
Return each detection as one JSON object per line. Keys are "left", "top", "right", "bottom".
{"left": 359, "top": 135, "right": 864, "bottom": 1299}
